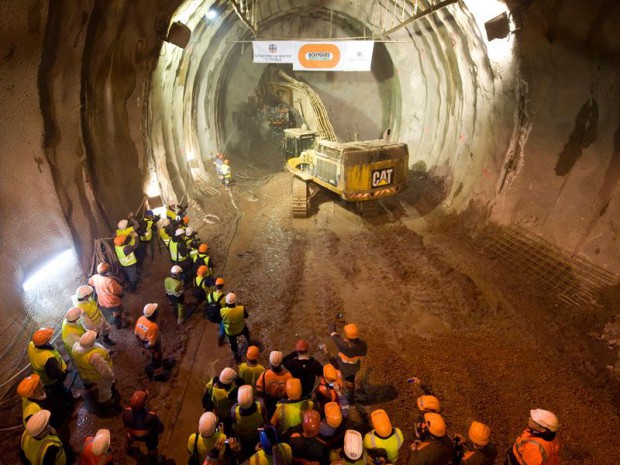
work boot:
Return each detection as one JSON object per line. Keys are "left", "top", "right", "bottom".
{"left": 102, "top": 335, "right": 116, "bottom": 346}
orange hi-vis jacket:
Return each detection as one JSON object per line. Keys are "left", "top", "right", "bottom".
{"left": 134, "top": 316, "right": 159, "bottom": 347}
{"left": 509, "top": 430, "right": 560, "bottom": 465}
{"left": 256, "top": 368, "right": 292, "bottom": 400}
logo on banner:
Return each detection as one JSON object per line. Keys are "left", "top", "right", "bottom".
{"left": 371, "top": 168, "right": 394, "bottom": 187}
{"left": 269, "top": 43, "right": 278, "bottom": 53}
{"left": 298, "top": 44, "right": 341, "bottom": 69}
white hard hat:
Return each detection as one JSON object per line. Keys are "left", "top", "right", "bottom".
{"left": 199, "top": 412, "right": 217, "bottom": 437}
{"left": 162, "top": 218, "right": 171, "bottom": 226}
{"left": 175, "top": 228, "right": 185, "bottom": 237}
{"left": 65, "top": 307, "right": 82, "bottom": 322}
{"left": 171, "top": 265, "right": 183, "bottom": 274}
{"left": 79, "top": 330, "right": 97, "bottom": 348}
{"left": 117, "top": 219, "right": 128, "bottom": 230}
{"left": 225, "top": 292, "right": 237, "bottom": 305}
{"left": 92, "top": 429, "right": 111, "bottom": 456}
{"left": 76, "top": 285, "right": 94, "bottom": 300}
{"left": 238, "top": 385, "right": 253, "bottom": 408}
{"left": 269, "top": 351, "right": 283, "bottom": 367}
{"left": 344, "top": 430, "right": 363, "bottom": 460}
{"left": 143, "top": 303, "right": 158, "bottom": 318}
{"left": 530, "top": 409, "right": 559, "bottom": 432}
{"left": 26, "top": 409, "right": 51, "bottom": 437}
{"left": 185, "top": 227, "right": 193, "bottom": 236}
{"left": 219, "top": 367, "right": 236, "bottom": 384}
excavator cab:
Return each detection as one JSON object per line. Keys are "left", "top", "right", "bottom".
{"left": 284, "top": 128, "right": 317, "bottom": 160}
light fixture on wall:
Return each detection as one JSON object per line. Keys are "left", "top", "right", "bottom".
{"left": 484, "top": 11, "right": 515, "bottom": 41}
{"left": 206, "top": 8, "right": 218, "bottom": 20}
{"left": 155, "top": 15, "right": 192, "bottom": 49}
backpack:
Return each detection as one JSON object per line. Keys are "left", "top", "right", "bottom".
{"left": 207, "top": 292, "right": 225, "bottom": 323}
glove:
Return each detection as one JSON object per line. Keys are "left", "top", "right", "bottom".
{"left": 228, "top": 438, "right": 241, "bottom": 453}
{"left": 215, "top": 435, "right": 227, "bottom": 450}
{"left": 328, "top": 323, "right": 336, "bottom": 334}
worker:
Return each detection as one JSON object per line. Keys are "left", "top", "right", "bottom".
{"left": 168, "top": 228, "right": 191, "bottom": 283}
{"left": 122, "top": 390, "right": 164, "bottom": 462}
{"left": 238, "top": 345, "right": 265, "bottom": 392}
{"left": 221, "top": 159, "right": 232, "bottom": 190}
{"left": 213, "top": 153, "right": 225, "bottom": 180}
{"left": 412, "top": 395, "right": 442, "bottom": 439}
{"left": 138, "top": 209, "right": 158, "bottom": 260}
{"left": 271, "top": 378, "right": 315, "bottom": 439}
{"left": 313, "top": 364, "right": 348, "bottom": 416}
{"left": 408, "top": 412, "right": 453, "bottom": 465}
{"left": 72, "top": 331, "right": 116, "bottom": 407}
{"left": 452, "top": 421, "right": 497, "bottom": 465}
{"left": 134, "top": 303, "right": 171, "bottom": 381}
{"left": 73, "top": 285, "right": 115, "bottom": 346}
{"left": 328, "top": 323, "right": 367, "bottom": 402}
{"left": 88, "top": 262, "right": 128, "bottom": 329}
{"left": 193, "top": 265, "right": 211, "bottom": 308}
{"left": 184, "top": 227, "right": 200, "bottom": 252}
{"left": 256, "top": 351, "right": 293, "bottom": 416}
{"left": 17, "top": 375, "right": 45, "bottom": 427}
{"left": 231, "top": 384, "right": 268, "bottom": 457}
{"left": 61, "top": 307, "right": 86, "bottom": 356}
{"left": 329, "top": 430, "right": 366, "bottom": 465}
{"left": 193, "top": 243, "right": 214, "bottom": 275}
{"left": 220, "top": 292, "right": 250, "bottom": 363}
{"left": 27, "top": 328, "right": 68, "bottom": 399}
{"left": 248, "top": 425, "right": 293, "bottom": 465}
{"left": 318, "top": 402, "right": 345, "bottom": 448}
{"left": 505, "top": 409, "right": 560, "bottom": 465}
{"left": 165, "top": 265, "right": 185, "bottom": 324}
{"left": 289, "top": 410, "right": 330, "bottom": 465}
{"left": 80, "top": 428, "right": 113, "bottom": 465}
{"left": 206, "top": 278, "right": 226, "bottom": 344}
{"left": 187, "top": 411, "right": 230, "bottom": 465}
{"left": 283, "top": 339, "right": 323, "bottom": 399}
{"left": 113, "top": 234, "right": 139, "bottom": 292}
{"left": 166, "top": 204, "right": 178, "bottom": 221}
{"left": 20, "top": 410, "right": 66, "bottom": 465}
{"left": 202, "top": 367, "right": 245, "bottom": 433}
{"left": 159, "top": 218, "right": 173, "bottom": 247}
{"left": 363, "top": 409, "right": 404, "bottom": 465}
{"left": 116, "top": 218, "right": 139, "bottom": 246}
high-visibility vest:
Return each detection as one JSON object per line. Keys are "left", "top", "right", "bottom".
{"left": 81, "top": 436, "right": 113, "bottom": 465}
{"left": 273, "top": 399, "right": 314, "bottom": 433}
{"left": 363, "top": 428, "right": 404, "bottom": 464}
{"left": 116, "top": 226, "right": 136, "bottom": 246}
{"left": 194, "top": 275, "right": 209, "bottom": 292}
{"left": 21, "top": 429, "right": 66, "bottom": 465}
{"left": 61, "top": 320, "right": 85, "bottom": 355}
{"left": 27, "top": 342, "right": 67, "bottom": 386}
{"left": 220, "top": 305, "right": 245, "bottom": 336}
{"left": 256, "top": 369, "right": 292, "bottom": 400}
{"left": 329, "top": 449, "right": 366, "bottom": 465}
{"left": 115, "top": 244, "right": 137, "bottom": 267}
{"left": 166, "top": 208, "right": 177, "bottom": 220}
{"left": 159, "top": 226, "right": 171, "bottom": 246}
{"left": 73, "top": 345, "right": 112, "bottom": 381}
{"left": 21, "top": 397, "right": 41, "bottom": 426}
{"left": 165, "top": 277, "right": 183, "bottom": 297}
{"left": 168, "top": 240, "right": 188, "bottom": 262}
{"left": 234, "top": 402, "right": 265, "bottom": 440}
{"left": 205, "top": 379, "right": 237, "bottom": 418}
{"left": 187, "top": 431, "right": 225, "bottom": 464}
{"left": 249, "top": 444, "right": 293, "bottom": 465}
{"left": 140, "top": 219, "right": 154, "bottom": 241}
{"left": 77, "top": 299, "right": 104, "bottom": 328}
{"left": 221, "top": 164, "right": 232, "bottom": 179}
{"left": 134, "top": 316, "right": 159, "bottom": 347}
{"left": 238, "top": 363, "right": 265, "bottom": 391}
{"left": 510, "top": 431, "right": 560, "bottom": 465}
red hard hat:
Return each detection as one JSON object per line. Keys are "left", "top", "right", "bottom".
{"left": 296, "top": 339, "right": 309, "bottom": 352}
{"left": 130, "top": 390, "right": 148, "bottom": 410}
{"left": 303, "top": 410, "right": 321, "bottom": 437}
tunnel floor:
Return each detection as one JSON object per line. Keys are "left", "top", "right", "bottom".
{"left": 5, "top": 172, "right": 619, "bottom": 464}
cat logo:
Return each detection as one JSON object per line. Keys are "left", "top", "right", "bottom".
{"left": 371, "top": 168, "right": 394, "bottom": 187}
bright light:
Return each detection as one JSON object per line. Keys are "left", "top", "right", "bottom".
{"left": 145, "top": 173, "right": 161, "bottom": 198}
{"left": 206, "top": 8, "right": 218, "bottom": 20}
{"left": 186, "top": 150, "right": 195, "bottom": 161}
{"left": 22, "top": 249, "right": 77, "bottom": 291}
{"left": 151, "top": 206, "right": 168, "bottom": 218}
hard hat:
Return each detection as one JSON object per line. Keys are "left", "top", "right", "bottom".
{"left": 92, "top": 429, "right": 111, "bottom": 456}
{"left": 286, "top": 378, "right": 302, "bottom": 400}
{"left": 171, "top": 265, "right": 183, "bottom": 274}
{"left": 246, "top": 345, "right": 260, "bottom": 361}
{"left": 323, "top": 364, "right": 338, "bottom": 383}
{"left": 199, "top": 412, "right": 217, "bottom": 437}
{"left": 129, "top": 390, "right": 148, "bottom": 410}
{"left": 117, "top": 219, "right": 128, "bottom": 230}
{"left": 417, "top": 395, "right": 441, "bottom": 413}
{"left": 114, "top": 235, "right": 126, "bottom": 246}
{"left": 145, "top": 210, "right": 153, "bottom": 217}
{"left": 185, "top": 227, "right": 193, "bottom": 236}
{"left": 143, "top": 303, "right": 158, "bottom": 318}
{"left": 259, "top": 425, "right": 278, "bottom": 455}
{"left": 424, "top": 412, "right": 447, "bottom": 437}
{"left": 219, "top": 367, "right": 236, "bottom": 385}
{"left": 224, "top": 159, "right": 230, "bottom": 165}
{"left": 530, "top": 409, "right": 559, "bottom": 432}
{"left": 371, "top": 409, "right": 392, "bottom": 437}
{"left": 76, "top": 285, "right": 94, "bottom": 300}
{"left": 303, "top": 410, "right": 321, "bottom": 437}
{"left": 238, "top": 385, "right": 254, "bottom": 408}
{"left": 182, "top": 216, "right": 190, "bottom": 225}
{"left": 175, "top": 228, "right": 185, "bottom": 237}
{"left": 296, "top": 339, "right": 309, "bottom": 352}
{"left": 32, "top": 328, "right": 54, "bottom": 346}
{"left": 197, "top": 265, "right": 208, "bottom": 277}
{"left": 79, "top": 330, "right": 97, "bottom": 348}
{"left": 468, "top": 421, "right": 491, "bottom": 446}
{"left": 269, "top": 351, "right": 283, "bottom": 367}
{"left": 325, "top": 402, "right": 343, "bottom": 428}
{"left": 25, "top": 410, "right": 51, "bottom": 437}
{"left": 162, "top": 218, "right": 171, "bottom": 226}
{"left": 97, "top": 262, "right": 110, "bottom": 274}
{"left": 343, "top": 430, "right": 363, "bottom": 460}
{"left": 17, "top": 375, "right": 41, "bottom": 398}
{"left": 215, "top": 278, "right": 224, "bottom": 286}
{"left": 344, "top": 323, "right": 359, "bottom": 339}
{"left": 199, "top": 243, "right": 208, "bottom": 253}
{"left": 225, "top": 292, "right": 237, "bottom": 305}
{"left": 217, "top": 153, "right": 224, "bottom": 159}
{"left": 65, "top": 307, "right": 83, "bottom": 322}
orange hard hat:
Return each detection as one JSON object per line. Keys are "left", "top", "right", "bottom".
{"left": 198, "top": 244, "right": 208, "bottom": 253}
{"left": 424, "top": 412, "right": 447, "bottom": 437}
{"left": 344, "top": 323, "right": 359, "bottom": 339}
{"left": 32, "top": 328, "right": 54, "bottom": 346}
{"left": 17, "top": 375, "right": 41, "bottom": 398}
{"left": 323, "top": 364, "right": 338, "bottom": 383}
{"left": 130, "top": 390, "right": 148, "bottom": 410}
{"left": 96, "top": 262, "right": 109, "bottom": 274}
{"left": 224, "top": 159, "right": 230, "bottom": 165}
{"left": 302, "top": 410, "right": 321, "bottom": 437}
{"left": 197, "top": 265, "right": 208, "bottom": 277}
{"left": 246, "top": 345, "right": 260, "bottom": 361}
{"left": 114, "top": 235, "right": 127, "bottom": 246}
{"left": 182, "top": 216, "right": 189, "bottom": 225}
{"left": 371, "top": 409, "right": 392, "bottom": 437}
{"left": 286, "top": 378, "right": 302, "bottom": 401}
{"left": 217, "top": 153, "right": 224, "bottom": 159}
{"left": 296, "top": 339, "right": 309, "bottom": 352}
{"left": 468, "top": 421, "right": 491, "bottom": 446}
{"left": 417, "top": 395, "right": 441, "bottom": 413}
{"left": 215, "top": 278, "right": 224, "bottom": 286}
{"left": 325, "top": 402, "right": 343, "bottom": 428}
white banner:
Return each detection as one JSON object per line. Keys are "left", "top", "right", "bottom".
{"left": 253, "top": 41, "right": 294, "bottom": 63}
{"left": 292, "top": 41, "right": 374, "bottom": 71}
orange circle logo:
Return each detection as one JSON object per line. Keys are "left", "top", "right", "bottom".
{"left": 298, "top": 44, "right": 341, "bottom": 69}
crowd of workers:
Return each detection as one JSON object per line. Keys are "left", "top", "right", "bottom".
{"left": 18, "top": 202, "right": 561, "bottom": 465}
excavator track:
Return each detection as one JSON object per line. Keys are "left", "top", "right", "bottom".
{"left": 292, "top": 176, "right": 309, "bottom": 218}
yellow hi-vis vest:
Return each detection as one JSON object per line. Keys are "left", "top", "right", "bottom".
{"left": 273, "top": 399, "right": 314, "bottom": 433}
{"left": 234, "top": 402, "right": 265, "bottom": 440}
{"left": 249, "top": 444, "right": 293, "bottom": 465}
{"left": 140, "top": 219, "right": 154, "bottom": 241}
{"left": 159, "top": 226, "right": 171, "bottom": 246}
{"left": 73, "top": 345, "right": 112, "bottom": 381}
{"left": 21, "top": 429, "right": 66, "bottom": 465}
{"left": 238, "top": 363, "right": 265, "bottom": 392}
{"left": 168, "top": 240, "right": 187, "bottom": 262}
{"left": 21, "top": 398, "right": 41, "bottom": 426}
{"left": 187, "top": 431, "right": 225, "bottom": 464}
{"left": 205, "top": 379, "right": 237, "bottom": 418}
{"left": 220, "top": 305, "right": 245, "bottom": 336}
{"left": 221, "top": 164, "right": 232, "bottom": 179}
{"left": 27, "top": 342, "right": 67, "bottom": 386}
{"left": 115, "top": 244, "right": 137, "bottom": 267}
{"left": 329, "top": 450, "right": 367, "bottom": 465}
{"left": 363, "top": 428, "right": 404, "bottom": 464}
{"left": 61, "top": 320, "right": 85, "bottom": 355}
{"left": 77, "top": 299, "right": 104, "bottom": 328}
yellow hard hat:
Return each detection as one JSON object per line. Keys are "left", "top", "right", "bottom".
{"left": 344, "top": 323, "right": 359, "bottom": 339}
{"left": 468, "top": 421, "right": 491, "bottom": 446}
{"left": 286, "top": 378, "right": 302, "bottom": 400}
{"left": 325, "top": 402, "right": 343, "bottom": 428}
{"left": 371, "top": 409, "right": 392, "bottom": 437}
{"left": 424, "top": 412, "right": 446, "bottom": 437}
{"left": 417, "top": 395, "right": 441, "bottom": 412}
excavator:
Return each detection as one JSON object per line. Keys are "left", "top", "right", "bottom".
{"left": 269, "top": 68, "right": 409, "bottom": 217}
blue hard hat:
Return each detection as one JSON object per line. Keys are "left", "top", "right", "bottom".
{"left": 145, "top": 210, "right": 153, "bottom": 216}
{"left": 260, "top": 425, "right": 278, "bottom": 455}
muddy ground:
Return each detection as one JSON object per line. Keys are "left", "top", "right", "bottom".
{"left": 2, "top": 169, "right": 620, "bottom": 464}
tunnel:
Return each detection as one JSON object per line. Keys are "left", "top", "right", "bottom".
{"left": 1, "top": 0, "right": 619, "bottom": 463}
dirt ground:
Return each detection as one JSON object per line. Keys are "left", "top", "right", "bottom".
{"left": 2, "top": 169, "right": 620, "bottom": 464}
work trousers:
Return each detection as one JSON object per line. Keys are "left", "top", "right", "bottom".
{"left": 227, "top": 326, "right": 250, "bottom": 357}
